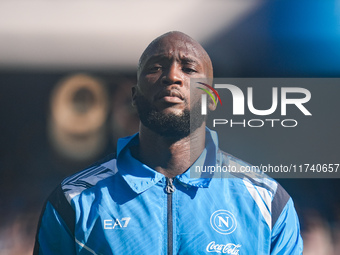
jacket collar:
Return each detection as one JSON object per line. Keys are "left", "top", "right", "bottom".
{"left": 116, "top": 128, "right": 219, "bottom": 194}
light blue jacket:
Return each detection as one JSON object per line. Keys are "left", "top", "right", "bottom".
{"left": 34, "top": 129, "right": 303, "bottom": 254}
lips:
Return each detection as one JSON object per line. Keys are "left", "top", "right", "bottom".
{"left": 156, "top": 89, "right": 184, "bottom": 101}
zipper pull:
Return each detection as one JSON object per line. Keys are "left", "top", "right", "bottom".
{"left": 165, "top": 177, "right": 176, "bottom": 194}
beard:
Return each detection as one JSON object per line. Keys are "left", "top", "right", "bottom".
{"left": 134, "top": 91, "right": 206, "bottom": 139}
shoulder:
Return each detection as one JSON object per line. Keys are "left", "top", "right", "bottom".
{"left": 217, "top": 149, "right": 291, "bottom": 230}
{"left": 36, "top": 154, "right": 120, "bottom": 237}
{"left": 60, "top": 153, "right": 119, "bottom": 203}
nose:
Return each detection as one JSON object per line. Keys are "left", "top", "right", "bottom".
{"left": 161, "top": 63, "right": 183, "bottom": 86}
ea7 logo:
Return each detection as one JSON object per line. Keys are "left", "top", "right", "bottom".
{"left": 104, "top": 217, "right": 131, "bottom": 230}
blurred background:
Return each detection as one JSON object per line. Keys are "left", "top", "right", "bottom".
{"left": 0, "top": 0, "right": 339, "bottom": 254}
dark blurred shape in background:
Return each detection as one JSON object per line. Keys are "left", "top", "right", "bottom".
{"left": 49, "top": 74, "right": 109, "bottom": 162}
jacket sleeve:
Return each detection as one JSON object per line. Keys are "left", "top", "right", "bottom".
{"left": 270, "top": 188, "right": 303, "bottom": 255}
{"left": 33, "top": 185, "right": 76, "bottom": 255}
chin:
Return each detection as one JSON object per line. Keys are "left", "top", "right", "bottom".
{"left": 158, "top": 108, "right": 186, "bottom": 117}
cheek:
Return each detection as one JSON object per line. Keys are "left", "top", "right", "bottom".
{"left": 137, "top": 78, "right": 156, "bottom": 94}
{"left": 144, "top": 73, "right": 162, "bottom": 85}
{"left": 189, "top": 89, "right": 203, "bottom": 104}
{"left": 138, "top": 77, "right": 162, "bottom": 97}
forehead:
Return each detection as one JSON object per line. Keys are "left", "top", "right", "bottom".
{"left": 141, "top": 34, "right": 206, "bottom": 65}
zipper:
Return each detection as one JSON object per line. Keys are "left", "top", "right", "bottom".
{"left": 165, "top": 177, "right": 175, "bottom": 255}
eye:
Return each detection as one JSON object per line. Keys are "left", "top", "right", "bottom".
{"left": 182, "top": 67, "right": 197, "bottom": 74}
{"left": 148, "top": 65, "right": 162, "bottom": 73}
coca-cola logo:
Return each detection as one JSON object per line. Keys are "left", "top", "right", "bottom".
{"left": 206, "top": 241, "right": 241, "bottom": 254}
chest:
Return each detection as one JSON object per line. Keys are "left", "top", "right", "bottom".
{"left": 75, "top": 181, "right": 271, "bottom": 254}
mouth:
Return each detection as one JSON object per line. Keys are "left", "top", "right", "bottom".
{"left": 156, "top": 89, "right": 184, "bottom": 103}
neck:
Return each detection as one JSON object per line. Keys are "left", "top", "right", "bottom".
{"left": 131, "top": 124, "right": 206, "bottom": 178}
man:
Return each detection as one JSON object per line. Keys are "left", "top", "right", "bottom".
{"left": 34, "top": 31, "right": 303, "bottom": 254}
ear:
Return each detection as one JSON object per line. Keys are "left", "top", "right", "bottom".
{"left": 131, "top": 85, "right": 137, "bottom": 107}
{"left": 207, "top": 93, "right": 217, "bottom": 112}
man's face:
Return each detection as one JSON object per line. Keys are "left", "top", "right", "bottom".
{"left": 133, "top": 32, "right": 213, "bottom": 138}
